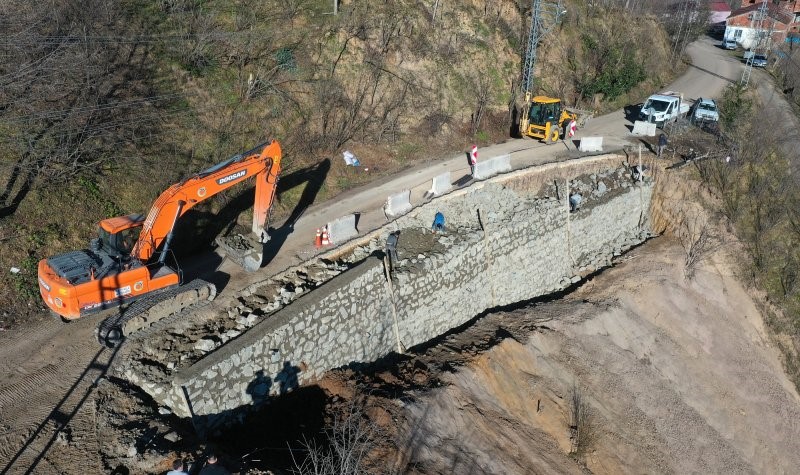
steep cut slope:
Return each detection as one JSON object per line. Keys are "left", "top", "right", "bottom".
{"left": 393, "top": 239, "right": 800, "bottom": 473}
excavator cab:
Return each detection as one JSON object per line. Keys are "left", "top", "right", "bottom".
{"left": 38, "top": 214, "right": 153, "bottom": 320}
{"left": 519, "top": 94, "right": 577, "bottom": 144}
{"left": 96, "top": 215, "right": 145, "bottom": 259}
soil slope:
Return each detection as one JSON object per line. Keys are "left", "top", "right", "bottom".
{"left": 393, "top": 238, "right": 800, "bottom": 474}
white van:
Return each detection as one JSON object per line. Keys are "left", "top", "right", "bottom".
{"left": 723, "top": 38, "right": 737, "bottom": 50}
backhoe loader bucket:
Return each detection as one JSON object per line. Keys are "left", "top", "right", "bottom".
{"left": 215, "top": 233, "right": 264, "bottom": 272}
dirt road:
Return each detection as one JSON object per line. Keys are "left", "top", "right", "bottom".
{"left": 0, "top": 36, "right": 791, "bottom": 473}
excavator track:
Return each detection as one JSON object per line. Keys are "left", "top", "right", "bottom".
{"left": 96, "top": 279, "right": 217, "bottom": 348}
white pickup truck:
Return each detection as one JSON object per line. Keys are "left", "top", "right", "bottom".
{"left": 638, "top": 91, "right": 691, "bottom": 127}
{"left": 690, "top": 97, "right": 719, "bottom": 123}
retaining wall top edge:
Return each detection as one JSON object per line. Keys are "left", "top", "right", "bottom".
{"left": 318, "top": 154, "right": 627, "bottom": 257}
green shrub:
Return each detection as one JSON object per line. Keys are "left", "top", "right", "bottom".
{"left": 578, "top": 35, "right": 646, "bottom": 100}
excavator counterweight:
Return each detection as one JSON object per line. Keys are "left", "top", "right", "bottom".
{"left": 37, "top": 140, "right": 282, "bottom": 346}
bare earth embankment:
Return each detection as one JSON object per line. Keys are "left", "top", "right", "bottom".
{"left": 382, "top": 238, "right": 800, "bottom": 474}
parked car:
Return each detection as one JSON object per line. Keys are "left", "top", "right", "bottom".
{"left": 752, "top": 53, "right": 768, "bottom": 67}
{"left": 691, "top": 98, "right": 719, "bottom": 123}
{"left": 723, "top": 38, "right": 737, "bottom": 50}
{"left": 639, "top": 91, "right": 691, "bottom": 128}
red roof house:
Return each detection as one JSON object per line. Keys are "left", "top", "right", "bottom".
{"left": 725, "top": 1, "right": 799, "bottom": 49}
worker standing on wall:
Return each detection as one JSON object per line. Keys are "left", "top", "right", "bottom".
{"left": 469, "top": 144, "right": 478, "bottom": 176}
{"left": 386, "top": 231, "right": 400, "bottom": 269}
{"left": 569, "top": 192, "right": 582, "bottom": 213}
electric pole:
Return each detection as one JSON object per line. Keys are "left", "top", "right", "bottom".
{"left": 741, "top": 0, "right": 769, "bottom": 87}
{"left": 520, "top": 0, "right": 567, "bottom": 96}
{"left": 518, "top": 0, "right": 566, "bottom": 138}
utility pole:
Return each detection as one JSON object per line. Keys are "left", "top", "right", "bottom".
{"left": 518, "top": 0, "right": 566, "bottom": 135}
{"left": 520, "top": 0, "right": 566, "bottom": 96}
{"left": 741, "top": 0, "right": 769, "bottom": 86}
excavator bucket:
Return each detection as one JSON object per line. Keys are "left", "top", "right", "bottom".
{"left": 215, "top": 233, "right": 264, "bottom": 272}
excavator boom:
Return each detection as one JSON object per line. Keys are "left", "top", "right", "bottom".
{"left": 134, "top": 140, "right": 282, "bottom": 263}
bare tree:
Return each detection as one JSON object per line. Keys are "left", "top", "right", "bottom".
{"left": 470, "top": 73, "right": 491, "bottom": 137}
{"left": 678, "top": 211, "right": 720, "bottom": 280}
{"left": 0, "top": 0, "right": 170, "bottom": 218}
{"left": 292, "top": 395, "right": 397, "bottom": 475}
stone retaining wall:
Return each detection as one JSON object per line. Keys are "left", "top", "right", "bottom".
{"left": 124, "top": 154, "right": 655, "bottom": 431}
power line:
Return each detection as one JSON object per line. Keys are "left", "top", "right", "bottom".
{"left": 0, "top": 108, "right": 191, "bottom": 143}
{"left": 742, "top": 0, "right": 769, "bottom": 87}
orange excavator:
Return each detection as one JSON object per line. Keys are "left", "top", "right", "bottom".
{"left": 37, "top": 140, "right": 282, "bottom": 346}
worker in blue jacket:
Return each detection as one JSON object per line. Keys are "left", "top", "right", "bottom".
{"left": 432, "top": 212, "right": 445, "bottom": 234}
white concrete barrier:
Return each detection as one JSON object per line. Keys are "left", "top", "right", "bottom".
{"left": 429, "top": 172, "right": 452, "bottom": 196}
{"left": 384, "top": 190, "right": 412, "bottom": 219}
{"left": 578, "top": 137, "right": 604, "bottom": 152}
{"left": 632, "top": 121, "right": 657, "bottom": 137}
{"left": 473, "top": 154, "right": 512, "bottom": 180}
{"left": 491, "top": 153, "right": 512, "bottom": 174}
{"left": 327, "top": 214, "right": 358, "bottom": 244}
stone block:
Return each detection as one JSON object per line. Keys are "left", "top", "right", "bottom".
{"left": 632, "top": 121, "right": 657, "bottom": 137}
{"left": 473, "top": 154, "right": 511, "bottom": 180}
{"left": 327, "top": 214, "right": 358, "bottom": 244}
{"left": 430, "top": 172, "right": 452, "bottom": 196}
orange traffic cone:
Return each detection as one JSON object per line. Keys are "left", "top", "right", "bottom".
{"left": 321, "top": 227, "right": 331, "bottom": 246}
{"left": 314, "top": 228, "right": 322, "bottom": 248}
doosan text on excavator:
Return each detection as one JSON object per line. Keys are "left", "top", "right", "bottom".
{"left": 37, "top": 140, "right": 282, "bottom": 346}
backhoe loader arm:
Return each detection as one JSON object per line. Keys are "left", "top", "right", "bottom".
{"left": 132, "top": 140, "right": 282, "bottom": 262}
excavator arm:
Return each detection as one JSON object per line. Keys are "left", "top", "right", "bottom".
{"left": 132, "top": 140, "right": 282, "bottom": 264}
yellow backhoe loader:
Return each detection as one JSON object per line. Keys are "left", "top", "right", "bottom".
{"left": 519, "top": 94, "right": 583, "bottom": 144}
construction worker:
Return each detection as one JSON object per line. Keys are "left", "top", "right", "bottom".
{"left": 167, "top": 459, "right": 189, "bottom": 475}
{"left": 657, "top": 133, "right": 668, "bottom": 158}
{"left": 469, "top": 145, "right": 478, "bottom": 176}
{"left": 386, "top": 231, "right": 400, "bottom": 268}
{"left": 569, "top": 192, "right": 582, "bottom": 213}
{"left": 198, "top": 453, "right": 230, "bottom": 475}
{"left": 431, "top": 212, "right": 445, "bottom": 234}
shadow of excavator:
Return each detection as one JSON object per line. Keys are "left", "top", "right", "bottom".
{"left": 260, "top": 158, "right": 331, "bottom": 267}
{"left": 170, "top": 158, "right": 331, "bottom": 271}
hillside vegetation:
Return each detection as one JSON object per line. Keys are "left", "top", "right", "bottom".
{"left": 0, "top": 0, "right": 698, "bottom": 320}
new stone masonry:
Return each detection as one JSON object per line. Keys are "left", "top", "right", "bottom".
{"left": 124, "top": 154, "right": 655, "bottom": 431}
